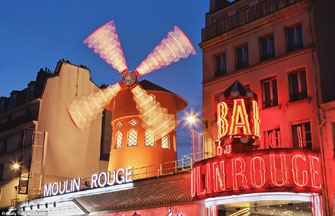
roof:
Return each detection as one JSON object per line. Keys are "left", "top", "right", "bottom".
{"left": 139, "top": 79, "right": 187, "bottom": 112}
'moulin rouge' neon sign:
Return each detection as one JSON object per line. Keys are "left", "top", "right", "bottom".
{"left": 191, "top": 149, "right": 322, "bottom": 200}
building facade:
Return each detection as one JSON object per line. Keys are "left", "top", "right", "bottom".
{"left": 0, "top": 60, "right": 108, "bottom": 211}
{"left": 200, "top": 0, "right": 335, "bottom": 214}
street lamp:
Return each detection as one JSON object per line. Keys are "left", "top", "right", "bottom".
{"left": 12, "top": 162, "right": 21, "bottom": 170}
{"left": 186, "top": 113, "right": 208, "bottom": 129}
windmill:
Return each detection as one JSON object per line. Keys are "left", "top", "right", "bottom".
{"left": 67, "top": 20, "right": 196, "bottom": 141}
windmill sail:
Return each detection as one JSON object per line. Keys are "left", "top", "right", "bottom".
{"left": 135, "top": 26, "right": 196, "bottom": 77}
{"left": 84, "top": 20, "right": 128, "bottom": 74}
{"left": 131, "top": 85, "right": 177, "bottom": 141}
{"left": 67, "top": 82, "right": 122, "bottom": 131}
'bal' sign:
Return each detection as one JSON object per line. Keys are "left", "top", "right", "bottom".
{"left": 216, "top": 81, "right": 260, "bottom": 147}
{"left": 191, "top": 149, "right": 322, "bottom": 200}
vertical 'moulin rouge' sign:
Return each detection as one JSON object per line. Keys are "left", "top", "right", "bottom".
{"left": 216, "top": 80, "right": 260, "bottom": 154}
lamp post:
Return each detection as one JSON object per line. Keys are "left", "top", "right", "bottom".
{"left": 185, "top": 112, "right": 209, "bottom": 161}
{"left": 11, "top": 162, "right": 22, "bottom": 206}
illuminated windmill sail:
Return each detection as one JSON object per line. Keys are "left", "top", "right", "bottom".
{"left": 67, "top": 20, "right": 195, "bottom": 140}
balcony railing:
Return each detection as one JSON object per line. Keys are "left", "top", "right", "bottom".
{"left": 289, "top": 91, "right": 308, "bottom": 102}
{"left": 202, "top": 0, "right": 301, "bottom": 42}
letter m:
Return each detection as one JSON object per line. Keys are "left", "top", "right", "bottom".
{"left": 44, "top": 183, "right": 52, "bottom": 197}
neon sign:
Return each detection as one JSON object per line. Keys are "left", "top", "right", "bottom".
{"left": 191, "top": 150, "right": 322, "bottom": 200}
{"left": 216, "top": 81, "right": 260, "bottom": 152}
{"left": 217, "top": 99, "right": 260, "bottom": 141}
{"left": 43, "top": 167, "right": 133, "bottom": 197}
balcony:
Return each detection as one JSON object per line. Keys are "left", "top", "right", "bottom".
{"left": 202, "top": 0, "right": 301, "bottom": 42}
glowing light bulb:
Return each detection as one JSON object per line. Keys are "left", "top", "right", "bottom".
{"left": 187, "top": 115, "right": 197, "bottom": 124}
{"left": 12, "top": 163, "right": 20, "bottom": 170}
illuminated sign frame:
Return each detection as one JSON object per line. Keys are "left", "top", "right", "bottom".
{"left": 191, "top": 149, "right": 322, "bottom": 200}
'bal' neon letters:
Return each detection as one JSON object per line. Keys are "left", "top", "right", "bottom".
{"left": 217, "top": 99, "right": 260, "bottom": 140}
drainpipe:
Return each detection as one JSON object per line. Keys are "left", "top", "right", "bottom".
{"left": 308, "top": 5, "right": 330, "bottom": 215}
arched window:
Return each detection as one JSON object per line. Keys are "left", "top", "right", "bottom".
{"left": 127, "top": 129, "right": 138, "bottom": 147}
{"left": 145, "top": 129, "right": 155, "bottom": 146}
{"left": 161, "top": 135, "right": 169, "bottom": 149}
{"left": 115, "top": 131, "right": 122, "bottom": 149}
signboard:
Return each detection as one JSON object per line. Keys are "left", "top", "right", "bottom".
{"left": 191, "top": 149, "right": 322, "bottom": 200}
{"left": 44, "top": 167, "right": 133, "bottom": 197}
{"left": 18, "top": 178, "right": 29, "bottom": 194}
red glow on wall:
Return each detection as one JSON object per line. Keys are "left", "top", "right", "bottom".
{"left": 191, "top": 149, "right": 322, "bottom": 200}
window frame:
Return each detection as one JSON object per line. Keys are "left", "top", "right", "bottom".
{"left": 127, "top": 129, "right": 138, "bottom": 147}
{"left": 286, "top": 23, "right": 303, "bottom": 52}
{"left": 261, "top": 76, "right": 278, "bottom": 109}
{"left": 263, "top": 128, "right": 281, "bottom": 149}
{"left": 292, "top": 121, "right": 312, "bottom": 150}
{"left": 144, "top": 129, "right": 155, "bottom": 147}
{"left": 161, "top": 135, "right": 170, "bottom": 149}
{"left": 288, "top": 69, "right": 308, "bottom": 102}
{"left": 259, "top": 34, "right": 275, "bottom": 61}
{"left": 235, "top": 43, "right": 249, "bottom": 69}
{"left": 115, "top": 131, "right": 122, "bottom": 149}
{"left": 215, "top": 52, "right": 227, "bottom": 77}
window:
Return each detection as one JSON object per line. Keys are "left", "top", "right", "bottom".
{"left": 144, "top": 129, "right": 155, "bottom": 147}
{"left": 0, "top": 164, "right": 3, "bottom": 181}
{"left": 173, "top": 135, "right": 177, "bottom": 152}
{"left": 9, "top": 93, "right": 17, "bottom": 109}
{"left": 6, "top": 133, "right": 22, "bottom": 152}
{"left": 288, "top": 69, "right": 307, "bottom": 102}
{"left": 161, "top": 135, "right": 169, "bottom": 149}
{"left": 286, "top": 23, "right": 303, "bottom": 52}
{"left": 260, "top": 34, "right": 275, "bottom": 61}
{"left": 264, "top": 128, "right": 281, "bottom": 149}
{"left": 127, "top": 129, "right": 137, "bottom": 147}
{"left": 261, "top": 77, "right": 278, "bottom": 108}
{"left": 0, "top": 139, "right": 5, "bottom": 154}
{"left": 215, "top": 53, "right": 227, "bottom": 77}
{"left": 26, "top": 84, "right": 35, "bottom": 102}
{"left": 292, "top": 122, "right": 312, "bottom": 150}
{"left": 116, "top": 122, "right": 123, "bottom": 128}
{"left": 236, "top": 44, "right": 249, "bottom": 69}
{"left": 0, "top": 99, "right": 6, "bottom": 114}
{"left": 128, "top": 119, "right": 138, "bottom": 126}
{"left": 115, "top": 131, "right": 122, "bottom": 149}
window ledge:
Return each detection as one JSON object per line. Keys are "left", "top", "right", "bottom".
{"left": 287, "top": 96, "right": 312, "bottom": 108}
{"left": 261, "top": 104, "right": 280, "bottom": 111}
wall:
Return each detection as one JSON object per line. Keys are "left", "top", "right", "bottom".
{"left": 37, "top": 62, "right": 102, "bottom": 185}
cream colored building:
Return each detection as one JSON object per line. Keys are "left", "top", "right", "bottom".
{"left": 0, "top": 60, "right": 108, "bottom": 211}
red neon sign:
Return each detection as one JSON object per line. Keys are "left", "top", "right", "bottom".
{"left": 191, "top": 149, "right": 322, "bottom": 200}
{"left": 217, "top": 99, "right": 260, "bottom": 141}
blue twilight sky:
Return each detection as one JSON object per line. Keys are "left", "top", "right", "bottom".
{"left": 0, "top": 0, "right": 209, "bottom": 156}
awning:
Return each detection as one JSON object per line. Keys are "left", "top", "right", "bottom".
{"left": 74, "top": 172, "right": 192, "bottom": 213}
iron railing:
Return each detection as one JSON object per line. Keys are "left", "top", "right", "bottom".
{"left": 202, "top": 0, "right": 301, "bottom": 42}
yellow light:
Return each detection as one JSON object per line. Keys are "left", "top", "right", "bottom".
{"left": 12, "top": 163, "right": 20, "bottom": 170}
{"left": 186, "top": 114, "right": 197, "bottom": 124}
